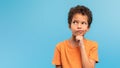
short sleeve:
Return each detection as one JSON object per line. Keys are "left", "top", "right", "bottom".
{"left": 89, "top": 42, "right": 99, "bottom": 63}
{"left": 52, "top": 45, "right": 62, "bottom": 65}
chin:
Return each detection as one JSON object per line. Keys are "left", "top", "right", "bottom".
{"left": 73, "top": 34, "right": 84, "bottom": 36}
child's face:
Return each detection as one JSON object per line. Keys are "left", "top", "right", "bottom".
{"left": 69, "top": 13, "right": 89, "bottom": 37}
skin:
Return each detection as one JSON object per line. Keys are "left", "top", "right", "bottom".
{"left": 56, "top": 13, "right": 96, "bottom": 68}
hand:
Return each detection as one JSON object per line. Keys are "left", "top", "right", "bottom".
{"left": 76, "top": 35, "right": 84, "bottom": 47}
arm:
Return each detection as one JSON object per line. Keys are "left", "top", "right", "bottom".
{"left": 76, "top": 36, "right": 96, "bottom": 68}
{"left": 56, "top": 65, "right": 62, "bottom": 68}
{"left": 80, "top": 45, "right": 96, "bottom": 68}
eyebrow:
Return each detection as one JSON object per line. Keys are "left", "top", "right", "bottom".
{"left": 73, "top": 19, "right": 87, "bottom": 23}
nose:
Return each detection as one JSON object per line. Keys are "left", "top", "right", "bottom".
{"left": 77, "top": 23, "right": 82, "bottom": 29}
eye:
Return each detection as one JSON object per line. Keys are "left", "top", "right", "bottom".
{"left": 81, "top": 22, "right": 87, "bottom": 25}
{"left": 72, "top": 21, "right": 78, "bottom": 24}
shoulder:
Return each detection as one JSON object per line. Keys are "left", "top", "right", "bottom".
{"left": 55, "top": 40, "right": 68, "bottom": 50}
{"left": 86, "top": 39, "right": 98, "bottom": 48}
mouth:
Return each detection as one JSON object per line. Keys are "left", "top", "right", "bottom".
{"left": 75, "top": 30, "right": 84, "bottom": 35}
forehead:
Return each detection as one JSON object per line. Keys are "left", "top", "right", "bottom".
{"left": 72, "top": 13, "right": 88, "bottom": 22}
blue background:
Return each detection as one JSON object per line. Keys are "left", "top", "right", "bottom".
{"left": 0, "top": 0, "right": 120, "bottom": 68}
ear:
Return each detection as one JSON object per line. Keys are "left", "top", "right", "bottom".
{"left": 68, "top": 24, "right": 71, "bottom": 29}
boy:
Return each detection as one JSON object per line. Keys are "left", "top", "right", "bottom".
{"left": 52, "top": 5, "right": 99, "bottom": 68}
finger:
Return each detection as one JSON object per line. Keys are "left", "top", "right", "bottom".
{"left": 76, "top": 35, "right": 83, "bottom": 41}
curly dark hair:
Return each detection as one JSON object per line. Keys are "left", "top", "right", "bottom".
{"left": 68, "top": 5, "right": 92, "bottom": 28}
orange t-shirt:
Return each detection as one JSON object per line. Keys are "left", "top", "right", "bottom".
{"left": 52, "top": 39, "right": 99, "bottom": 68}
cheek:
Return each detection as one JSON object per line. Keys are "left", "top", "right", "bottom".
{"left": 83, "top": 28, "right": 89, "bottom": 33}
{"left": 70, "top": 28, "right": 76, "bottom": 35}
{"left": 83, "top": 26, "right": 89, "bottom": 31}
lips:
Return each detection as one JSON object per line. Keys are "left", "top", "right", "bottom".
{"left": 77, "top": 30, "right": 83, "bottom": 33}
{"left": 75, "top": 30, "right": 84, "bottom": 35}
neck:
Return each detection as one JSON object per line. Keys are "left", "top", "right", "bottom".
{"left": 69, "top": 35, "right": 85, "bottom": 47}
{"left": 69, "top": 35, "right": 79, "bottom": 46}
